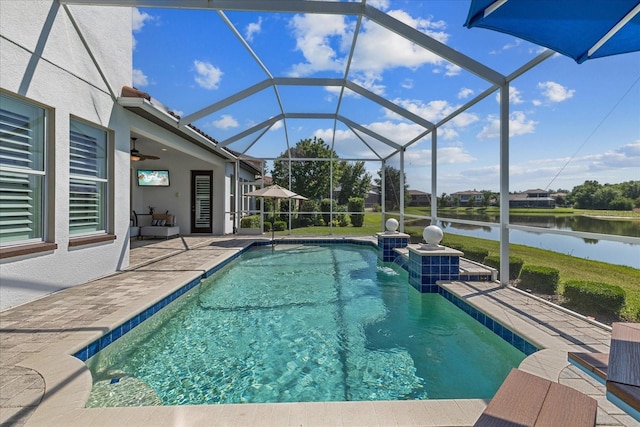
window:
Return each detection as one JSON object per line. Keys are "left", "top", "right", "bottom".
{"left": 0, "top": 93, "right": 46, "bottom": 246}
{"left": 69, "top": 119, "right": 107, "bottom": 235}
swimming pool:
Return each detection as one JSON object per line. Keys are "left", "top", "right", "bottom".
{"left": 84, "top": 243, "right": 527, "bottom": 406}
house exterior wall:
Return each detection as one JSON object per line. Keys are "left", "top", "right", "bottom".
{"left": 0, "top": 1, "right": 132, "bottom": 309}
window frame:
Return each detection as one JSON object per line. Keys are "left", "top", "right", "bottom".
{"left": 0, "top": 91, "right": 49, "bottom": 250}
{"left": 68, "top": 117, "right": 110, "bottom": 238}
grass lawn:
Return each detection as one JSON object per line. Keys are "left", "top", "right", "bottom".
{"left": 274, "top": 212, "right": 640, "bottom": 321}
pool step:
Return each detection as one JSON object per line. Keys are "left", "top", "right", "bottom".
{"left": 392, "top": 247, "right": 496, "bottom": 281}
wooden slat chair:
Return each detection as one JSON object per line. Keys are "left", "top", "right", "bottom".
{"left": 606, "top": 323, "right": 640, "bottom": 418}
{"left": 474, "top": 368, "right": 597, "bottom": 427}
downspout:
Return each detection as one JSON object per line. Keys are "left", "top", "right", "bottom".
{"left": 499, "top": 83, "right": 510, "bottom": 286}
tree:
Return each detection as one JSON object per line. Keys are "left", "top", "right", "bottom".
{"left": 271, "top": 137, "right": 342, "bottom": 201}
{"left": 374, "top": 165, "right": 409, "bottom": 211}
{"left": 569, "top": 180, "right": 601, "bottom": 209}
{"left": 337, "top": 161, "right": 372, "bottom": 205}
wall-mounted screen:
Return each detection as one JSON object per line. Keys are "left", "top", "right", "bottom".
{"left": 137, "top": 169, "right": 170, "bottom": 187}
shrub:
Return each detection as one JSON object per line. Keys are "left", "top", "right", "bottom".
{"left": 372, "top": 203, "right": 381, "bottom": 212}
{"left": 564, "top": 280, "right": 626, "bottom": 316}
{"left": 273, "top": 221, "right": 287, "bottom": 232}
{"left": 463, "top": 247, "right": 489, "bottom": 263}
{"left": 299, "top": 200, "right": 317, "bottom": 227}
{"left": 519, "top": 265, "right": 560, "bottom": 294}
{"left": 348, "top": 197, "right": 365, "bottom": 227}
{"left": 263, "top": 222, "right": 272, "bottom": 232}
{"left": 335, "top": 205, "right": 349, "bottom": 227}
{"left": 483, "top": 255, "right": 524, "bottom": 280}
{"left": 320, "top": 198, "right": 336, "bottom": 225}
{"left": 240, "top": 215, "right": 260, "bottom": 229}
{"left": 297, "top": 217, "right": 313, "bottom": 227}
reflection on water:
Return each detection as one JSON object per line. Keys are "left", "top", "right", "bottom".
{"left": 403, "top": 214, "right": 640, "bottom": 268}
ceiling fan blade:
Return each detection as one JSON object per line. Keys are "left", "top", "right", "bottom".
{"left": 140, "top": 154, "right": 160, "bottom": 160}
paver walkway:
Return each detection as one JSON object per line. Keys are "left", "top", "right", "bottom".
{"left": 0, "top": 236, "right": 637, "bottom": 426}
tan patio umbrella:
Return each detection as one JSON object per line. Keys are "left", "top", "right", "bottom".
{"left": 244, "top": 184, "right": 306, "bottom": 248}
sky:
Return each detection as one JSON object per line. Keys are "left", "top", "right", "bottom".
{"left": 131, "top": 0, "right": 640, "bottom": 195}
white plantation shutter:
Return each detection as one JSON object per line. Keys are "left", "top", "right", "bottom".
{"left": 0, "top": 95, "right": 46, "bottom": 245}
{"left": 69, "top": 120, "right": 107, "bottom": 235}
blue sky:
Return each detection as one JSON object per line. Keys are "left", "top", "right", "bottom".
{"left": 131, "top": 1, "right": 639, "bottom": 195}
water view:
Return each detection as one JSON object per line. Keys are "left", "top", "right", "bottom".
{"left": 403, "top": 213, "right": 639, "bottom": 268}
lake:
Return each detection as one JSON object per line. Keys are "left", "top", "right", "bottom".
{"left": 405, "top": 213, "right": 640, "bottom": 269}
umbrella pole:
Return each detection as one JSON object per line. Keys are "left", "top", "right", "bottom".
{"left": 271, "top": 199, "right": 275, "bottom": 251}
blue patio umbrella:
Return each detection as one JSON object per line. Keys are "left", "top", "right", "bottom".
{"left": 464, "top": 0, "right": 640, "bottom": 63}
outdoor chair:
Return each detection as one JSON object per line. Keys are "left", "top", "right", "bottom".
{"left": 474, "top": 368, "right": 597, "bottom": 427}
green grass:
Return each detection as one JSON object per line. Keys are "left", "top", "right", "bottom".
{"left": 274, "top": 212, "right": 640, "bottom": 321}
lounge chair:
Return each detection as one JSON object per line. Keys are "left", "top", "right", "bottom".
{"left": 567, "top": 322, "right": 640, "bottom": 422}
{"left": 474, "top": 368, "right": 597, "bottom": 427}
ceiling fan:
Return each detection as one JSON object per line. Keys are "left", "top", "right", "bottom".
{"left": 130, "top": 137, "right": 160, "bottom": 162}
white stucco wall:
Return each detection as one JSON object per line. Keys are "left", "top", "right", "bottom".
{"left": 0, "top": 1, "right": 133, "bottom": 310}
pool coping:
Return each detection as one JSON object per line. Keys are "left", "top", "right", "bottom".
{"left": 5, "top": 236, "right": 623, "bottom": 426}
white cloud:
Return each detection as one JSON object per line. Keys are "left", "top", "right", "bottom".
{"left": 403, "top": 145, "right": 477, "bottom": 166}
{"left": 351, "top": 10, "right": 447, "bottom": 74}
{"left": 193, "top": 60, "right": 223, "bottom": 90}
{"left": 132, "top": 69, "right": 149, "bottom": 87}
{"left": 489, "top": 38, "right": 521, "bottom": 55}
{"left": 245, "top": 17, "right": 262, "bottom": 42}
{"left": 132, "top": 8, "right": 155, "bottom": 32}
{"left": 288, "top": 14, "right": 347, "bottom": 77}
{"left": 439, "top": 127, "right": 459, "bottom": 140}
{"left": 477, "top": 111, "right": 537, "bottom": 139}
{"left": 287, "top": 8, "right": 452, "bottom": 92}
{"left": 444, "top": 63, "right": 461, "bottom": 76}
{"left": 212, "top": 114, "right": 239, "bottom": 129}
{"left": 458, "top": 88, "right": 474, "bottom": 99}
{"left": 585, "top": 141, "right": 640, "bottom": 170}
{"left": 401, "top": 79, "right": 414, "bottom": 89}
{"left": 495, "top": 86, "right": 524, "bottom": 104}
{"left": 393, "top": 98, "right": 479, "bottom": 128}
{"left": 537, "top": 81, "right": 575, "bottom": 103}
{"left": 270, "top": 120, "right": 283, "bottom": 131}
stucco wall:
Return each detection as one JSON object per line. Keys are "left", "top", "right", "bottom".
{"left": 0, "top": 1, "right": 133, "bottom": 309}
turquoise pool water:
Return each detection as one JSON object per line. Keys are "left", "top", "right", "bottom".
{"left": 86, "top": 244, "right": 526, "bottom": 406}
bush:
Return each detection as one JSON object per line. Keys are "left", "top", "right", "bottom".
{"left": 263, "top": 222, "right": 272, "bottom": 232}
{"left": 372, "top": 203, "right": 381, "bottom": 212}
{"left": 299, "top": 200, "right": 317, "bottom": 227}
{"left": 483, "top": 255, "right": 524, "bottom": 280}
{"left": 463, "top": 247, "right": 489, "bottom": 263}
{"left": 519, "top": 265, "right": 560, "bottom": 294}
{"left": 564, "top": 280, "right": 626, "bottom": 316}
{"left": 335, "top": 205, "right": 349, "bottom": 227}
{"left": 273, "top": 221, "right": 287, "bottom": 231}
{"left": 320, "top": 198, "right": 336, "bottom": 225}
{"left": 240, "top": 215, "right": 260, "bottom": 229}
{"left": 348, "top": 197, "right": 365, "bottom": 227}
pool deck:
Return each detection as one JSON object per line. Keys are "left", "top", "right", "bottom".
{"left": 1, "top": 235, "right": 637, "bottom": 426}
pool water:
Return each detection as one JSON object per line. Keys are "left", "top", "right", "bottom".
{"left": 86, "top": 244, "right": 526, "bottom": 406}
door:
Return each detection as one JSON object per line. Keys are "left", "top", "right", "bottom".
{"left": 191, "top": 170, "right": 212, "bottom": 233}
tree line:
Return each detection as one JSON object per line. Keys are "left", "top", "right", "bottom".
{"left": 268, "top": 137, "right": 639, "bottom": 212}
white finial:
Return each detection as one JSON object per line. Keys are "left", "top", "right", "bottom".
{"left": 385, "top": 218, "right": 399, "bottom": 233}
{"left": 421, "top": 225, "right": 444, "bottom": 250}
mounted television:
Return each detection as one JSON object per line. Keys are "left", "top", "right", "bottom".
{"left": 137, "top": 169, "right": 170, "bottom": 187}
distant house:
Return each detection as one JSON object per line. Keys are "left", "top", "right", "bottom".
{"left": 333, "top": 184, "right": 380, "bottom": 208}
{"left": 451, "top": 190, "right": 484, "bottom": 205}
{"left": 408, "top": 189, "right": 431, "bottom": 206}
{"left": 509, "top": 189, "right": 556, "bottom": 208}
